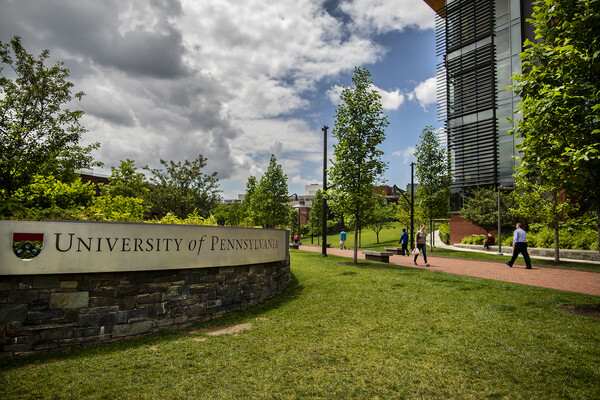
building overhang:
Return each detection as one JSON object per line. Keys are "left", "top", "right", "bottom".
{"left": 423, "top": 0, "right": 446, "bottom": 17}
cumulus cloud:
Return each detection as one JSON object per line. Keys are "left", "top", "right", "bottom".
{"left": 392, "top": 146, "right": 416, "bottom": 164}
{"left": 327, "top": 84, "right": 405, "bottom": 110}
{"left": 340, "top": 0, "right": 436, "bottom": 34}
{"left": 0, "top": 0, "right": 436, "bottom": 199}
{"left": 326, "top": 85, "right": 344, "bottom": 106}
{"left": 379, "top": 87, "right": 405, "bottom": 110}
{"left": 409, "top": 76, "right": 437, "bottom": 110}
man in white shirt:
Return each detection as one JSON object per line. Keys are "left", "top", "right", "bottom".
{"left": 506, "top": 223, "right": 532, "bottom": 269}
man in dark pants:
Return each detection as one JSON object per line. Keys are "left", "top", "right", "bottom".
{"left": 399, "top": 228, "right": 409, "bottom": 256}
{"left": 506, "top": 223, "right": 532, "bottom": 269}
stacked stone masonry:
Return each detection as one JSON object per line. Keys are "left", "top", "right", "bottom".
{"left": 0, "top": 259, "right": 290, "bottom": 358}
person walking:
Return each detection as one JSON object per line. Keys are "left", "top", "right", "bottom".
{"left": 506, "top": 223, "right": 532, "bottom": 269}
{"left": 399, "top": 228, "right": 409, "bottom": 256}
{"left": 414, "top": 224, "right": 430, "bottom": 266}
{"left": 340, "top": 230, "right": 347, "bottom": 250}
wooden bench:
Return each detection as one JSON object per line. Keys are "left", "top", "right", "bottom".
{"left": 362, "top": 250, "right": 393, "bottom": 263}
{"left": 384, "top": 246, "right": 404, "bottom": 255}
{"left": 289, "top": 242, "right": 302, "bottom": 249}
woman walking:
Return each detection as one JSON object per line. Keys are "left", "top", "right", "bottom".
{"left": 414, "top": 224, "right": 430, "bottom": 266}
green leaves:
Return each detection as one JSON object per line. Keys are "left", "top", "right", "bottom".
{"left": 460, "top": 187, "right": 517, "bottom": 233}
{"left": 1, "top": 36, "right": 100, "bottom": 201}
{"left": 512, "top": 0, "right": 600, "bottom": 252}
{"left": 327, "top": 66, "right": 389, "bottom": 262}
{"left": 244, "top": 154, "right": 289, "bottom": 228}
{"left": 414, "top": 126, "right": 451, "bottom": 222}
{"left": 144, "top": 155, "right": 222, "bottom": 218}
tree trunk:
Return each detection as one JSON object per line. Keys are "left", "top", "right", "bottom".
{"left": 430, "top": 218, "right": 434, "bottom": 252}
{"left": 554, "top": 217, "right": 560, "bottom": 264}
{"left": 353, "top": 214, "right": 359, "bottom": 264}
{"left": 597, "top": 204, "right": 600, "bottom": 256}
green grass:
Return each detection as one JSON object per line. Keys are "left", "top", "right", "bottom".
{"left": 303, "top": 222, "right": 405, "bottom": 250}
{"left": 1, "top": 251, "right": 599, "bottom": 399}
{"left": 302, "top": 223, "right": 600, "bottom": 271}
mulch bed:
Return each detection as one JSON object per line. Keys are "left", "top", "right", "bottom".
{"left": 557, "top": 304, "right": 600, "bottom": 319}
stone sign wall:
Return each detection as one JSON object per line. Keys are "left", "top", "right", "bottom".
{"left": 0, "top": 221, "right": 290, "bottom": 358}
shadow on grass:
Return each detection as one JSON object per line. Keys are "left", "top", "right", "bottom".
{"left": 0, "top": 272, "right": 304, "bottom": 370}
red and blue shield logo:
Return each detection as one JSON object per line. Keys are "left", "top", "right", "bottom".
{"left": 13, "top": 233, "right": 44, "bottom": 260}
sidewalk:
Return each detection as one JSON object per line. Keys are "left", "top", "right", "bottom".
{"left": 429, "top": 230, "right": 600, "bottom": 264}
{"left": 296, "top": 244, "right": 600, "bottom": 297}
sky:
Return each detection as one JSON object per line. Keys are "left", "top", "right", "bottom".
{"left": 0, "top": 0, "right": 441, "bottom": 200}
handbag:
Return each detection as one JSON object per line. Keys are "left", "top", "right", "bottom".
{"left": 412, "top": 247, "right": 420, "bottom": 255}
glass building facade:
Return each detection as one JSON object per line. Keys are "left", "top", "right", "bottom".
{"left": 433, "top": 0, "right": 534, "bottom": 210}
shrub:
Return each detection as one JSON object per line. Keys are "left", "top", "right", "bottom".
{"left": 84, "top": 196, "right": 149, "bottom": 222}
{"left": 10, "top": 175, "right": 96, "bottom": 220}
{"left": 148, "top": 210, "right": 217, "bottom": 226}
{"left": 439, "top": 222, "right": 450, "bottom": 244}
{"left": 461, "top": 235, "right": 486, "bottom": 245}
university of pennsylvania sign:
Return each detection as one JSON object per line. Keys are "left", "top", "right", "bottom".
{"left": 1, "top": 221, "right": 288, "bottom": 275}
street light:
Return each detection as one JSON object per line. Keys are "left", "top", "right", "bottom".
{"left": 410, "top": 162, "right": 415, "bottom": 249}
{"left": 321, "top": 125, "right": 329, "bottom": 257}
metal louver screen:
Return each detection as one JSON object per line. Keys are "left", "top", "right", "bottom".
{"left": 435, "top": 0, "right": 498, "bottom": 189}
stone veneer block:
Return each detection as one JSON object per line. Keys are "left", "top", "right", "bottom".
{"left": 49, "top": 292, "right": 89, "bottom": 309}
{"left": 0, "top": 304, "right": 28, "bottom": 323}
{"left": 60, "top": 281, "right": 78, "bottom": 289}
{"left": 112, "top": 321, "right": 154, "bottom": 337}
{"left": 33, "top": 275, "right": 60, "bottom": 289}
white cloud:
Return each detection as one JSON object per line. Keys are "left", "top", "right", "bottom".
{"left": 410, "top": 77, "right": 437, "bottom": 110}
{"left": 326, "top": 85, "right": 344, "bottom": 106}
{"left": 379, "top": 87, "right": 405, "bottom": 110}
{"left": 392, "top": 146, "right": 416, "bottom": 164}
{"left": 180, "top": 0, "right": 385, "bottom": 120}
{"left": 0, "top": 0, "right": 436, "bottom": 199}
{"left": 327, "top": 84, "right": 405, "bottom": 110}
{"left": 340, "top": 0, "right": 436, "bottom": 34}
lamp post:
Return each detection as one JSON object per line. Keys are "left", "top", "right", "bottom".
{"left": 321, "top": 125, "right": 328, "bottom": 257}
{"left": 410, "top": 162, "right": 415, "bottom": 249}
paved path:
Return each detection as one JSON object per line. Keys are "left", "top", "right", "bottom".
{"left": 297, "top": 245, "right": 600, "bottom": 296}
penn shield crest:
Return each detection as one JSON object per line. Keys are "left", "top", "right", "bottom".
{"left": 13, "top": 233, "right": 44, "bottom": 260}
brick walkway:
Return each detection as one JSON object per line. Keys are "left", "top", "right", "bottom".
{"left": 297, "top": 245, "right": 600, "bottom": 296}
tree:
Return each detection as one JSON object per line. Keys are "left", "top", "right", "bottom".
{"left": 212, "top": 203, "right": 229, "bottom": 226}
{"left": 227, "top": 201, "right": 245, "bottom": 227}
{"left": 144, "top": 155, "right": 221, "bottom": 218}
{"left": 308, "top": 189, "right": 324, "bottom": 243}
{"left": 511, "top": 0, "right": 600, "bottom": 252}
{"left": 365, "top": 198, "right": 397, "bottom": 244}
{"left": 243, "top": 175, "right": 258, "bottom": 226}
{"left": 288, "top": 207, "right": 300, "bottom": 238}
{"left": 101, "top": 159, "right": 148, "bottom": 199}
{"left": 513, "top": 175, "right": 578, "bottom": 263}
{"left": 328, "top": 66, "right": 389, "bottom": 263}
{"left": 461, "top": 186, "right": 518, "bottom": 234}
{"left": 396, "top": 190, "right": 424, "bottom": 234}
{"left": 414, "top": 126, "right": 451, "bottom": 251}
{"left": 0, "top": 36, "right": 100, "bottom": 209}
{"left": 247, "top": 154, "right": 289, "bottom": 228}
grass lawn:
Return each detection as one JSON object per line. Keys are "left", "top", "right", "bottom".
{"left": 1, "top": 251, "right": 599, "bottom": 399}
{"left": 303, "top": 223, "right": 600, "bottom": 271}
